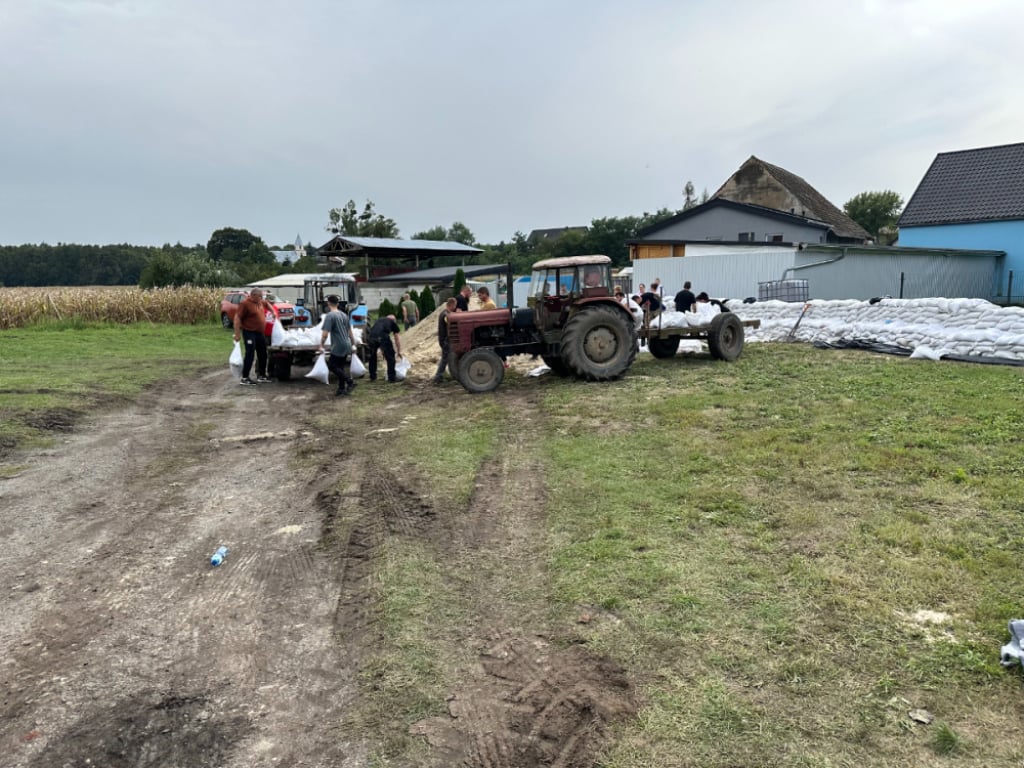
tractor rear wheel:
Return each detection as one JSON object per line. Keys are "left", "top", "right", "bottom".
{"left": 647, "top": 336, "right": 681, "bottom": 359}
{"left": 707, "top": 313, "right": 744, "bottom": 361}
{"left": 560, "top": 305, "right": 637, "bottom": 381}
{"left": 458, "top": 348, "right": 505, "bottom": 393}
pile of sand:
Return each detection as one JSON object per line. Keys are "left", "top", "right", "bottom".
{"left": 390, "top": 300, "right": 541, "bottom": 380}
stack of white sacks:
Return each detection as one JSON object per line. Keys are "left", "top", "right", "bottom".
{"left": 724, "top": 297, "right": 1024, "bottom": 362}
{"left": 274, "top": 321, "right": 364, "bottom": 349}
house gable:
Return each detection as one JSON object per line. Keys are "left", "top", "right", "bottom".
{"left": 527, "top": 226, "right": 588, "bottom": 245}
{"left": 713, "top": 156, "right": 871, "bottom": 242}
{"left": 898, "top": 142, "right": 1024, "bottom": 227}
{"left": 636, "top": 198, "right": 830, "bottom": 243}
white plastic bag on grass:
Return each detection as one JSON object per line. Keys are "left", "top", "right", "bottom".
{"left": 395, "top": 356, "right": 411, "bottom": 380}
{"left": 350, "top": 353, "right": 366, "bottom": 378}
{"left": 271, "top": 319, "right": 286, "bottom": 346}
{"left": 305, "top": 352, "right": 331, "bottom": 384}
{"left": 229, "top": 341, "right": 243, "bottom": 378}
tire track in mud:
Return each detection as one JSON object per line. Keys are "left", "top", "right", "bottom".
{"left": 325, "top": 458, "right": 436, "bottom": 663}
{"left": 405, "top": 391, "right": 638, "bottom": 768}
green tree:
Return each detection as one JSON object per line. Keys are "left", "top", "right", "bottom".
{"left": 453, "top": 268, "right": 467, "bottom": 295}
{"left": 411, "top": 225, "right": 448, "bottom": 241}
{"left": 843, "top": 190, "right": 904, "bottom": 242}
{"left": 207, "top": 227, "right": 274, "bottom": 265}
{"left": 683, "top": 180, "right": 699, "bottom": 210}
{"left": 411, "top": 222, "right": 476, "bottom": 245}
{"left": 446, "top": 221, "right": 476, "bottom": 246}
{"left": 418, "top": 286, "right": 436, "bottom": 317}
{"left": 139, "top": 252, "right": 236, "bottom": 288}
{"left": 326, "top": 200, "right": 400, "bottom": 238}
{"left": 378, "top": 297, "right": 397, "bottom": 317}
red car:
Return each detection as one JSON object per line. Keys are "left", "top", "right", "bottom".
{"left": 220, "top": 290, "right": 296, "bottom": 329}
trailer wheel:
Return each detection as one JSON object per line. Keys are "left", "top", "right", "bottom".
{"left": 707, "top": 313, "right": 744, "bottom": 361}
{"left": 560, "top": 305, "right": 637, "bottom": 381}
{"left": 647, "top": 336, "right": 681, "bottom": 359}
{"left": 458, "top": 348, "right": 505, "bottom": 393}
{"left": 541, "top": 355, "right": 570, "bottom": 376}
{"left": 271, "top": 356, "right": 292, "bottom": 381}
{"left": 221, "top": 313, "right": 233, "bottom": 329}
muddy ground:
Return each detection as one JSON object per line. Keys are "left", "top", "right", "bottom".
{"left": 0, "top": 368, "right": 636, "bottom": 767}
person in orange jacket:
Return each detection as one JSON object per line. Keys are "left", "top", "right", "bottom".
{"left": 233, "top": 288, "right": 274, "bottom": 385}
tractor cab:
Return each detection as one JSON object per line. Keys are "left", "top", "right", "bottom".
{"left": 295, "top": 273, "right": 361, "bottom": 325}
{"left": 527, "top": 255, "right": 613, "bottom": 330}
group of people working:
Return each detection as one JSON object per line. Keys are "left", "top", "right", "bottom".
{"left": 624, "top": 278, "right": 714, "bottom": 315}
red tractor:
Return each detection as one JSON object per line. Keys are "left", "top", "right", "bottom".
{"left": 446, "top": 255, "right": 637, "bottom": 393}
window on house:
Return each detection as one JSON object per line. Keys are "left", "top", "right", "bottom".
{"left": 737, "top": 232, "right": 755, "bottom": 242}
{"left": 767, "top": 233, "right": 784, "bottom": 242}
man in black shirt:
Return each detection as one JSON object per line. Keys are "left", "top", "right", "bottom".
{"left": 639, "top": 291, "right": 662, "bottom": 313}
{"left": 674, "top": 281, "right": 696, "bottom": 313}
{"left": 454, "top": 285, "right": 472, "bottom": 312}
{"left": 432, "top": 297, "right": 457, "bottom": 384}
{"left": 367, "top": 314, "right": 402, "bottom": 382}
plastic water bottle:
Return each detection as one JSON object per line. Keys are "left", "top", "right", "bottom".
{"left": 210, "top": 546, "right": 229, "bottom": 567}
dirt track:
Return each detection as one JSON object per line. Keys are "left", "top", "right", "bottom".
{"left": 0, "top": 369, "right": 636, "bottom": 767}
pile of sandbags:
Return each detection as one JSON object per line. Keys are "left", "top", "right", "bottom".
{"left": 732, "top": 298, "right": 1024, "bottom": 361}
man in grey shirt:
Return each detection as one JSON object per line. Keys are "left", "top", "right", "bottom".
{"left": 318, "top": 295, "right": 356, "bottom": 397}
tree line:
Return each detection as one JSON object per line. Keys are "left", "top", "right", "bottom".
{"left": 0, "top": 190, "right": 902, "bottom": 287}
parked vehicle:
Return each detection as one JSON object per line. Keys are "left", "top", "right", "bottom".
{"left": 291, "top": 274, "right": 361, "bottom": 327}
{"left": 267, "top": 275, "right": 365, "bottom": 380}
{"left": 220, "top": 290, "right": 295, "bottom": 329}
{"left": 445, "top": 255, "right": 759, "bottom": 393}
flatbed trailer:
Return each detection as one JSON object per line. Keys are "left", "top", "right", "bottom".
{"left": 638, "top": 313, "right": 761, "bottom": 360}
{"left": 268, "top": 338, "right": 368, "bottom": 381}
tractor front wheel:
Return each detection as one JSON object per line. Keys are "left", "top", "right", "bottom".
{"left": 457, "top": 348, "right": 505, "bottom": 394}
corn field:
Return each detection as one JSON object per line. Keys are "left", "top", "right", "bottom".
{"left": 0, "top": 286, "right": 223, "bottom": 329}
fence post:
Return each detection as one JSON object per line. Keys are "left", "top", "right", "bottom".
{"left": 899, "top": 272, "right": 905, "bottom": 299}
{"left": 1008, "top": 270, "right": 1014, "bottom": 305}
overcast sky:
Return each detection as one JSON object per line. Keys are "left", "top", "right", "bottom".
{"left": 2, "top": 0, "right": 1021, "bottom": 249}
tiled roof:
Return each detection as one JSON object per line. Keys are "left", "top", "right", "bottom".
{"left": 898, "top": 142, "right": 1024, "bottom": 227}
{"left": 713, "top": 156, "right": 871, "bottom": 241}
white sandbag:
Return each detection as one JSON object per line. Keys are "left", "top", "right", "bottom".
{"left": 229, "top": 341, "right": 243, "bottom": 378}
{"left": 395, "top": 356, "right": 412, "bottom": 380}
{"left": 271, "top": 319, "right": 286, "bottom": 346}
{"left": 528, "top": 365, "right": 551, "bottom": 377}
{"left": 350, "top": 352, "right": 366, "bottom": 378}
{"left": 910, "top": 345, "right": 942, "bottom": 360}
{"left": 305, "top": 352, "right": 331, "bottom": 384}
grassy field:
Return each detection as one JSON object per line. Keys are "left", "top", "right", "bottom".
{"left": 0, "top": 321, "right": 229, "bottom": 461}
{"left": 3, "top": 325, "right": 1023, "bottom": 765}
{"left": 337, "top": 345, "right": 1024, "bottom": 766}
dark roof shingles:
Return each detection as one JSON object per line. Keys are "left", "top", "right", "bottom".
{"left": 899, "top": 142, "right": 1024, "bottom": 227}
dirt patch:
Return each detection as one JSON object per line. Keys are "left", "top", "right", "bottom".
{"left": 27, "top": 691, "right": 253, "bottom": 768}
{"left": 20, "top": 407, "right": 81, "bottom": 432}
{"left": 0, "top": 369, "right": 637, "bottom": 767}
{"left": 411, "top": 636, "right": 637, "bottom": 768}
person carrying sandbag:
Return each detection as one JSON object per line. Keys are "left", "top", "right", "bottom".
{"left": 366, "top": 314, "right": 403, "bottom": 383}
{"left": 233, "top": 288, "right": 274, "bottom": 386}
{"left": 317, "top": 295, "right": 357, "bottom": 397}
